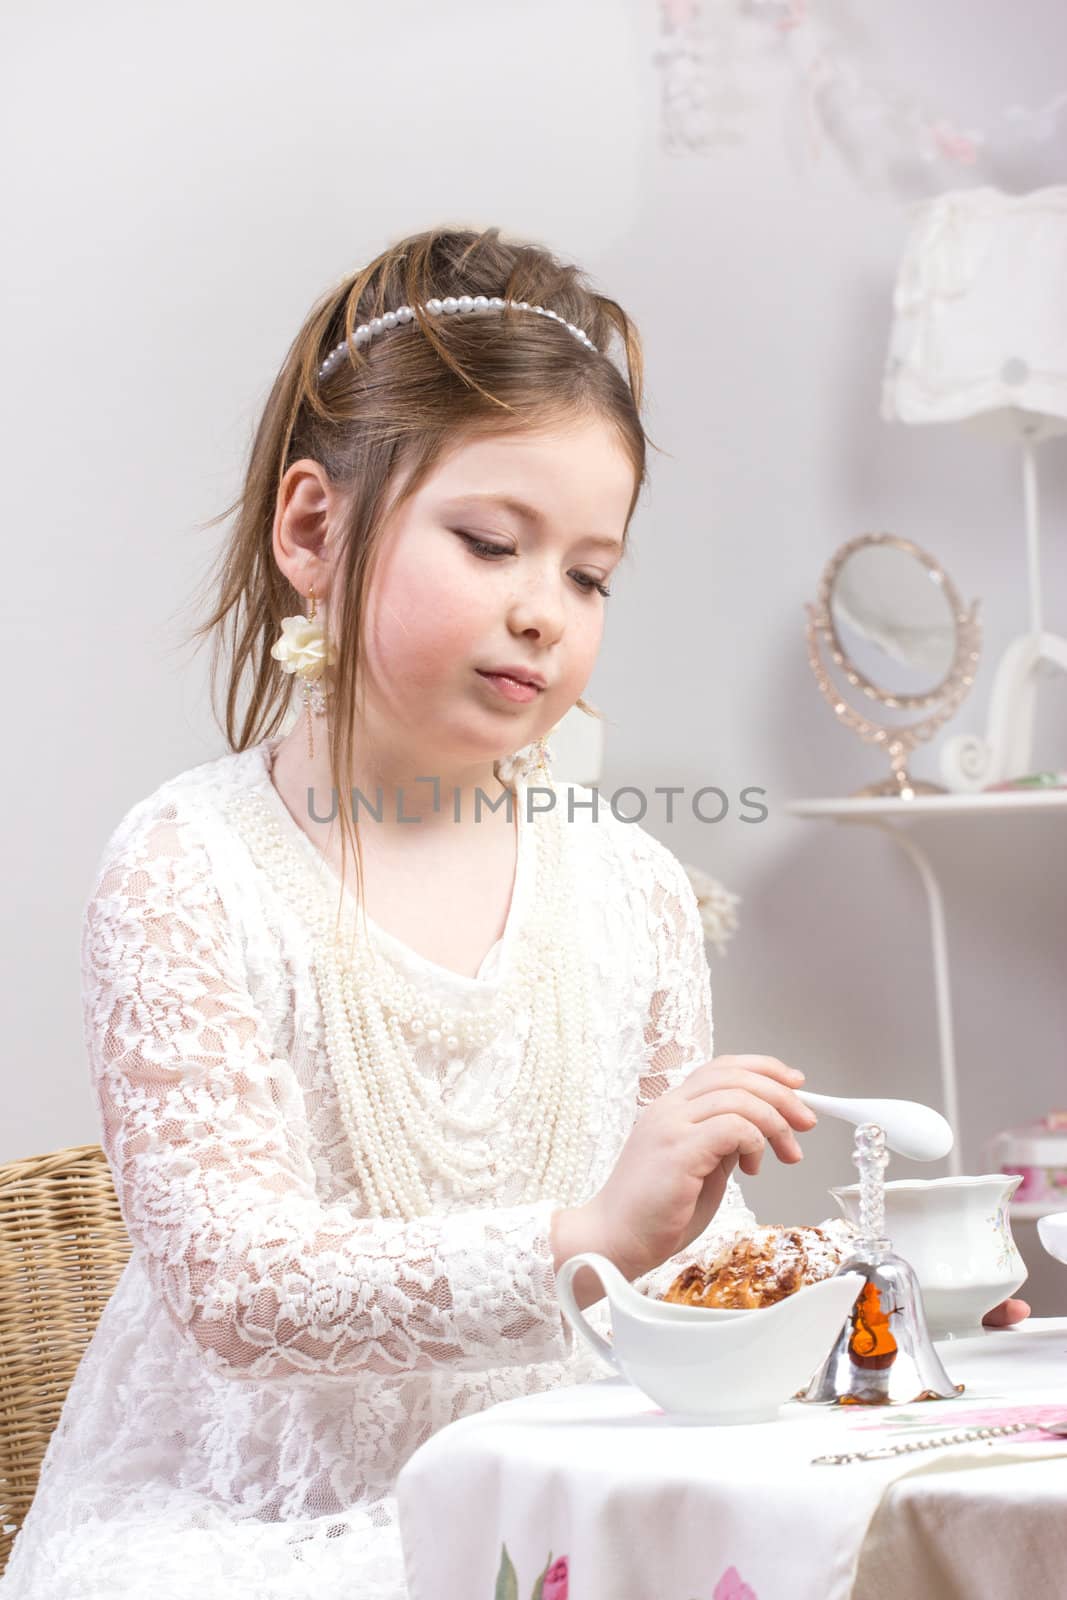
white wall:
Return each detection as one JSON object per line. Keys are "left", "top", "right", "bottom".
{"left": 4, "top": 0, "right": 1065, "bottom": 1305}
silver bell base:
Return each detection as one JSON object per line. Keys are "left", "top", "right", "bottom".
{"left": 799, "top": 1245, "right": 965, "bottom": 1407}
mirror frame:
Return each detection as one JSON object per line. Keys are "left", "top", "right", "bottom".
{"left": 820, "top": 533, "right": 973, "bottom": 709}
{"left": 806, "top": 532, "right": 982, "bottom": 798}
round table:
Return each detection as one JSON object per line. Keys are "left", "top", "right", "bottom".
{"left": 396, "top": 1318, "right": 1067, "bottom": 1600}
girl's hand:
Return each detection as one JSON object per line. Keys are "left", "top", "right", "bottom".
{"left": 982, "top": 1297, "right": 1031, "bottom": 1327}
{"left": 579, "top": 1054, "right": 818, "bottom": 1281}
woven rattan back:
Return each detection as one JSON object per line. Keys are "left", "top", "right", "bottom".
{"left": 0, "top": 1143, "right": 131, "bottom": 1574}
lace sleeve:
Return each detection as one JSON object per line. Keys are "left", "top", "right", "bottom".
{"left": 81, "top": 797, "right": 575, "bottom": 1385}
{"left": 628, "top": 840, "right": 756, "bottom": 1302}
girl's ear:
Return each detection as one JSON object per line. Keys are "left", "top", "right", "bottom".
{"left": 273, "top": 460, "right": 338, "bottom": 589}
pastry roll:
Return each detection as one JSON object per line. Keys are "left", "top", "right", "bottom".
{"left": 660, "top": 1221, "right": 856, "bottom": 1309}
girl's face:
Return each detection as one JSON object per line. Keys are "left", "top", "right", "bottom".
{"left": 352, "top": 413, "right": 635, "bottom": 775}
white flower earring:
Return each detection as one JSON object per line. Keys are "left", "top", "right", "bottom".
{"left": 498, "top": 736, "right": 553, "bottom": 787}
{"left": 270, "top": 584, "right": 336, "bottom": 759}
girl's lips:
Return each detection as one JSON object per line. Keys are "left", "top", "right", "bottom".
{"left": 476, "top": 670, "right": 542, "bottom": 704}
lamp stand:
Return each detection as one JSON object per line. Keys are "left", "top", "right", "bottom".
{"left": 941, "top": 419, "right": 1067, "bottom": 791}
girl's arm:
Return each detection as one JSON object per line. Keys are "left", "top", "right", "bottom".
{"left": 625, "top": 839, "right": 757, "bottom": 1302}
{"left": 82, "top": 800, "right": 578, "bottom": 1386}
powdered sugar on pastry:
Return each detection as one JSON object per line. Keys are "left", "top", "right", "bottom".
{"left": 660, "top": 1218, "right": 857, "bottom": 1309}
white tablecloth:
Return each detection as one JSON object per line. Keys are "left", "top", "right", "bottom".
{"left": 396, "top": 1319, "right": 1067, "bottom": 1600}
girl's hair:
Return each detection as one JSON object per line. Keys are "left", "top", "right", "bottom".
{"left": 187, "top": 224, "right": 652, "bottom": 939}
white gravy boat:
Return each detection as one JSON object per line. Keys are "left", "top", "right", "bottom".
{"left": 556, "top": 1253, "right": 865, "bottom": 1423}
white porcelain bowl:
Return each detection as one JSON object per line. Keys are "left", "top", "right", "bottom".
{"left": 830, "top": 1174, "right": 1027, "bottom": 1339}
{"left": 1037, "top": 1210, "right": 1067, "bottom": 1266}
{"left": 556, "top": 1252, "right": 864, "bottom": 1423}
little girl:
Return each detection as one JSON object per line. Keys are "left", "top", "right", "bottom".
{"left": 0, "top": 225, "right": 1022, "bottom": 1600}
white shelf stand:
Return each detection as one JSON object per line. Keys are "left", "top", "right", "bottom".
{"left": 786, "top": 790, "right": 1067, "bottom": 1179}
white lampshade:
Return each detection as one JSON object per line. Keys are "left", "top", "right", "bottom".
{"left": 882, "top": 185, "right": 1067, "bottom": 440}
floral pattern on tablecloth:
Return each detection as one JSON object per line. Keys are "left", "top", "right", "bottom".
{"left": 850, "top": 1401, "right": 1067, "bottom": 1442}
{"left": 494, "top": 1544, "right": 568, "bottom": 1599}
{"left": 494, "top": 1544, "right": 759, "bottom": 1599}
{"left": 707, "top": 1568, "right": 758, "bottom": 1599}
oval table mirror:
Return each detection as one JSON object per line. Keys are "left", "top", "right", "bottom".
{"left": 805, "top": 533, "right": 982, "bottom": 798}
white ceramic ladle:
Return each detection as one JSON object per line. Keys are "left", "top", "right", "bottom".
{"left": 797, "top": 1089, "right": 954, "bottom": 1162}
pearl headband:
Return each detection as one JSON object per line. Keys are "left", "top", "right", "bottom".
{"left": 317, "top": 294, "right": 598, "bottom": 383}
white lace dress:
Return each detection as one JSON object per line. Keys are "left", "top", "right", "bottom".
{"left": 1, "top": 737, "right": 756, "bottom": 1600}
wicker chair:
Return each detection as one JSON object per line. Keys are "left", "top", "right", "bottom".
{"left": 0, "top": 1144, "right": 131, "bottom": 1575}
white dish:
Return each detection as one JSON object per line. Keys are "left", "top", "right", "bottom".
{"left": 556, "top": 1251, "right": 864, "bottom": 1423}
{"left": 1037, "top": 1210, "right": 1067, "bottom": 1265}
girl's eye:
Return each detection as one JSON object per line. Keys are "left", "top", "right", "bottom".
{"left": 453, "top": 531, "right": 612, "bottom": 599}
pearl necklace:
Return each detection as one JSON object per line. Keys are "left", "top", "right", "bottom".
{"left": 225, "top": 770, "right": 594, "bottom": 1220}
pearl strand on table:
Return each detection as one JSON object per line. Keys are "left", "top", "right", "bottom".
{"left": 225, "top": 781, "right": 594, "bottom": 1218}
